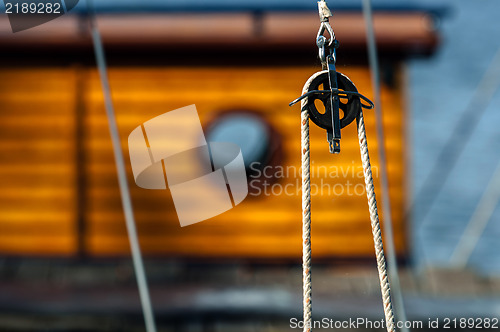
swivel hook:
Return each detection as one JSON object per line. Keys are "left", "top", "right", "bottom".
{"left": 289, "top": 0, "right": 374, "bottom": 154}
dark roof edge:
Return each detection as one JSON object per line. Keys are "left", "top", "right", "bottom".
{"left": 67, "top": 2, "right": 449, "bottom": 17}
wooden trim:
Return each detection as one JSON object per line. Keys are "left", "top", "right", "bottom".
{"left": 0, "top": 12, "right": 438, "bottom": 56}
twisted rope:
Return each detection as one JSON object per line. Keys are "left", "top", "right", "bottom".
{"left": 357, "top": 110, "right": 396, "bottom": 332}
{"left": 297, "top": 71, "right": 395, "bottom": 332}
{"left": 301, "top": 97, "right": 312, "bottom": 332}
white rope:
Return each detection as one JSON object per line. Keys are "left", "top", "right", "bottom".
{"left": 299, "top": 4, "right": 396, "bottom": 330}
{"left": 301, "top": 79, "right": 313, "bottom": 332}
{"left": 357, "top": 110, "right": 396, "bottom": 332}
{"left": 300, "top": 71, "right": 396, "bottom": 331}
{"left": 361, "top": 0, "right": 408, "bottom": 329}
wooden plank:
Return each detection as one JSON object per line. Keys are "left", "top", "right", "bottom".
{"left": 0, "top": 65, "right": 407, "bottom": 259}
{"left": 0, "top": 235, "right": 74, "bottom": 255}
{"left": 83, "top": 66, "right": 407, "bottom": 258}
{"left": 0, "top": 69, "right": 77, "bottom": 257}
{"left": 84, "top": 232, "right": 406, "bottom": 258}
{"left": 0, "top": 13, "right": 438, "bottom": 55}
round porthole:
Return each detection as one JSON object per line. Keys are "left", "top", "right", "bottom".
{"left": 205, "top": 111, "right": 282, "bottom": 191}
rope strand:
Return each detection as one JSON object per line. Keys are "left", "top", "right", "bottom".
{"left": 357, "top": 110, "right": 396, "bottom": 332}
{"left": 301, "top": 102, "right": 312, "bottom": 332}
{"left": 297, "top": 1, "right": 396, "bottom": 327}
{"left": 298, "top": 84, "right": 396, "bottom": 332}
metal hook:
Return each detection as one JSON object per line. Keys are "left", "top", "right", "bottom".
{"left": 316, "top": 22, "right": 335, "bottom": 49}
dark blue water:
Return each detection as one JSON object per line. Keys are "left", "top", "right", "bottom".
{"left": 409, "top": 0, "right": 500, "bottom": 275}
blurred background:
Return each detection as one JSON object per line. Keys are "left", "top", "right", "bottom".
{"left": 0, "top": 0, "right": 499, "bottom": 331}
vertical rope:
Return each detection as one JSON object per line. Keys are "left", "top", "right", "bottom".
{"left": 361, "top": 0, "right": 408, "bottom": 328}
{"left": 357, "top": 111, "right": 396, "bottom": 332}
{"left": 301, "top": 104, "right": 312, "bottom": 331}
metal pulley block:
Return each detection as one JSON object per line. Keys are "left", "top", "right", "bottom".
{"left": 289, "top": 16, "right": 374, "bottom": 154}
{"left": 289, "top": 69, "right": 372, "bottom": 153}
{"left": 302, "top": 70, "right": 362, "bottom": 153}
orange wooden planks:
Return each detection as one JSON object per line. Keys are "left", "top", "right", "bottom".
{"left": 0, "top": 65, "right": 407, "bottom": 259}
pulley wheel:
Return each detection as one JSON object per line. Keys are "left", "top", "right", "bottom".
{"left": 303, "top": 71, "right": 361, "bottom": 130}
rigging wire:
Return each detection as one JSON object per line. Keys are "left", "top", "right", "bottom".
{"left": 414, "top": 47, "right": 500, "bottom": 269}
{"left": 289, "top": 89, "right": 375, "bottom": 109}
{"left": 361, "top": 0, "right": 408, "bottom": 329}
{"left": 449, "top": 159, "right": 500, "bottom": 268}
{"left": 86, "top": 2, "right": 157, "bottom": 332}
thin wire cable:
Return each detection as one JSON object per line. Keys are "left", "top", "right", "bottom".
{"left": 449, "top": 159, "right": 500, "bottom": 268}
{"left": 301, "top": 84, "right": 313, "bottom": 332}
{"left": 357, "top": 110, "right": 396, "bottom": 332}
{"left": 362, "top": 0, "right": 408, "bottom": 329}
{"left": 414, "top": 47, "right": 500, "bottom": 261}
{"left": 289, "top": 89, "right": 375, "bottom": 109}
{"left": 86, "top": 3, "right": 157, "bottom": 332}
